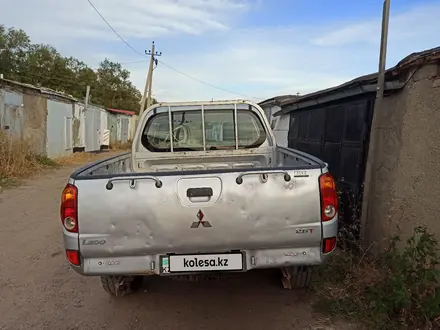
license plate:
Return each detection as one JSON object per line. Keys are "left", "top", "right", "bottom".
{"left": 165, "top": 253, "right": 243, "bottom": 273}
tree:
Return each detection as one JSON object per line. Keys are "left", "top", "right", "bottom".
{"left": 0, "top": 26, "right": 31, "bottom": 80}
{"left": 0, "top": 25, "right": 145, "bottom": 112}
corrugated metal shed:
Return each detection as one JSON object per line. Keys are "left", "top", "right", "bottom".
{"left": 73, "top": 103, "right": 86, "bottom": 151}
{"left": 258, "top": 95, "right": 300, "bottom": 108}
{"left": 46, "top": 99, "right": 73, "bottom": 158}
{"left": 129, "top": 115, "right": 138, "bottom": 140}
{"left": 107, "top": 112, "right": 118, "bottom": 146}
{"left": 84, "top": 104, "right": 103, "bottom": 152}
{"left": 1, "top": 77, "right": 135, "bottom": 156}
{"left": 106, "top": 108, "right": 135, "bottom": 144}
{"left": 117, "top": 115, "right": 130, "bottom": 143}
{"left": 0, "top": 90, "right": 24, "bottom": 139}
{"left": 107, "top": 108, "right": 135, "bottom": 116}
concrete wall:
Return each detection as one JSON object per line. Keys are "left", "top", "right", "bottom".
{"left": 362, "top": 62, "right": 440, "bottom": 250}
{"left": 22, "top": 93, "right": 47, "bottom": 155}
{"left": 0, "top": 88, "right": 47, "bottom": 155}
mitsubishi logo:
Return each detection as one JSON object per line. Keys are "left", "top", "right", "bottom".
{"left": 190, "top": 209, "right": 212, "bottom": 228}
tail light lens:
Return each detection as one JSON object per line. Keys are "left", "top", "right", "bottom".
{"left": 323, "top": 237, "right": 337, "bottom": 254}
{"left": 66, "top": 250, "right": 80, "bottom": 265}
{"left": 61, "top": 184, "right": 78, "bottom": 233}
{"left": 319, "top": 173, "right": 338, "bottom": 222}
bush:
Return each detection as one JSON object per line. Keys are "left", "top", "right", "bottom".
{"left": 0, "top": 132, "right": 58, "bottom": 187}
{"left": 314, "top": 226, "right": 440, "bottom": 330}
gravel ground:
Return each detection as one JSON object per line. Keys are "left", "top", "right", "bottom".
{"left": 0, "top": 152, "right": 360, "bottom": 330}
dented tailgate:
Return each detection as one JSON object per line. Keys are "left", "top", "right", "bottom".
{"left": 75, "top": 167, "right": 323, "bottom": 259}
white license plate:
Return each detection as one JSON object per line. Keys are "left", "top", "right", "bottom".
{"left": 167, "top": 253, "right": 243, "bottom": 272}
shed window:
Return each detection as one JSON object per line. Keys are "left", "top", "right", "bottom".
{"left": 141, "top": 106, "right": 266, "bottom": 152}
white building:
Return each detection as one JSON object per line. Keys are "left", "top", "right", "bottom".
{"left": 258, "top": 95, "right": 299, "bottom": 147}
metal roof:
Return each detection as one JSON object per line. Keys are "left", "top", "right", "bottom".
{"left": 107, "top": 108, "right": 136, "bottom": 116}
{"left": 258, "top": 94, "right": 300, "bottom": 107}
{"left": 0, "top": 78, "right": 78, "bottom": 102}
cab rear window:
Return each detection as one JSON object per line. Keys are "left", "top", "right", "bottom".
{"left": 141, "top": 105, "right": 266, "bottom": 152}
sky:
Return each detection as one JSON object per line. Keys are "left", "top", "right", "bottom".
{"left": 1, "top": 0, "right": 440, "bottom": 103}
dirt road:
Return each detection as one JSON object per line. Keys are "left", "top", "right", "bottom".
{"left": 0, "top": 152, "right": 358, "bottom": 330}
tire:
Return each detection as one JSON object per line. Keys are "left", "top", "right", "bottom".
{"left": 101, "top": 276, "right": 143, "bottom": 297}
{"left": 290, "top": 266, "right": 312, "bottom": 289}
{"left": 281, "top": 266, "right": 313, "bottom": 289}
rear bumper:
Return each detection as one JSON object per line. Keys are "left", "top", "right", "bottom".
{"left": 68, "top": 245, "right": 335, "bottom": 276}
{"left": 65, "top": 214, "right": 339, "bottom": 276}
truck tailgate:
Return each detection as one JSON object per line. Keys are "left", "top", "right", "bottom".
{"left": 75, "top": 169, "right": 323, "bottom": 258}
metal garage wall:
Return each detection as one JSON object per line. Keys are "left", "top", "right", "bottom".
{"left": 129, "top": 115, "right": 137, "bottom": 140}
{"left": 100, "top": 109, "right": 109, "bottom": 148}
{"left": 0, "top": 90, "right": 24, "bottom": 139}
{"left": 46, "top": 99, "right": 73, "bottom": 158}
{"left": 287, "top": 97, "right": 374, "bottom": 240}
{"left": 73, "top": 103, "right": 86, "bottom": 150}
{"left": 107, "top": 112, "right": 118, "bottom": 146}
{"left": 84, "top": 105, "right": 101, "bottom": 152}
{"left": 118, "top": 115, "right": 130, "bottom": 143}
{"left": 288, "top": 99, "right": 374, "bottom": 188}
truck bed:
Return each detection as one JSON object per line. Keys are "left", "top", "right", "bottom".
{"left": 72, "top": 146, "right": 324, "bottom": 177}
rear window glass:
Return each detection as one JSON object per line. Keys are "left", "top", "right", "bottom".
{"left": 141, "top": 106, "right": 266, "bottom": 152}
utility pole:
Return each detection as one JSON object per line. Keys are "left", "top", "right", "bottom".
{"left": 360, "top": 0, "right": 391, "bottom": 247}
{"left": 376, "top": 0, "right": 391, "bottom": 100}
{"left": 84, "top": 86, "right": 91, "bottom": 110}
{"left": 139, "top": 41, "right": 162, "bottom": 117}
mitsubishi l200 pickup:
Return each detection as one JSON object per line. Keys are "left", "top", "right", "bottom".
{"left": 60, "top": 100, "right": 338, "bottom": 296}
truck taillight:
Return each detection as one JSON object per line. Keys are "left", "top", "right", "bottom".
{"left": 66, "top": 250, "right": 80, "bottom": 266}
{"left": 322, "top": 237, "right": 337, "bottom": 254}
{"left": 319, "top": 173, "right": 338, "bottom": 222}
{"left": 61, "top": 184, "right": 78, "bottom": 233}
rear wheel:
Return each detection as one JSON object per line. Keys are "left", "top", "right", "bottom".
{"left": 101, "top": 276, "right": 144, "bottom": 297}
{"left": 280, "top": 266, "right": 313, "bottom": 289}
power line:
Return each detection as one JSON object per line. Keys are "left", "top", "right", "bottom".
{"left": 86, "top": 0, "right": 263, "bottom": 101}
{"left": 86, "top": 0, "right": 145, "bottom": 57}
{"left": 157, "top": 60, "right": 263, "bottom": 100}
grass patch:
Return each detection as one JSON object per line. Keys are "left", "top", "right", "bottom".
{"left": 33, "top": 155, "right": 59, "bottom": 167}
{"left": 55, "top": 152, "right": 100, "bottom": 165}
{"left": 55, "top": 151, "right": 120, "bottom": 166}
{"left": 314, "top": 227, "right": 440, "bottom": 330}
{"left": 0, "top": 132, "right": 59, "bottom": 189}
{"left": 0, "top": 176, "right": 20, "bottom": 188}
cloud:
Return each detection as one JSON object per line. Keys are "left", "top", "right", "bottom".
{"left": 0, "top": 0, "right": 249, "bottom": 42}
{"left": 312, "top": 3, "right": 440, "bottom": 48}
{"left": 0, "top": 0, "right": 439, "bottom": 103}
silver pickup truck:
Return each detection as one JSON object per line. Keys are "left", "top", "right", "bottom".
{"left": 60, "top": 100, "right": 338, "bottom": 296}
